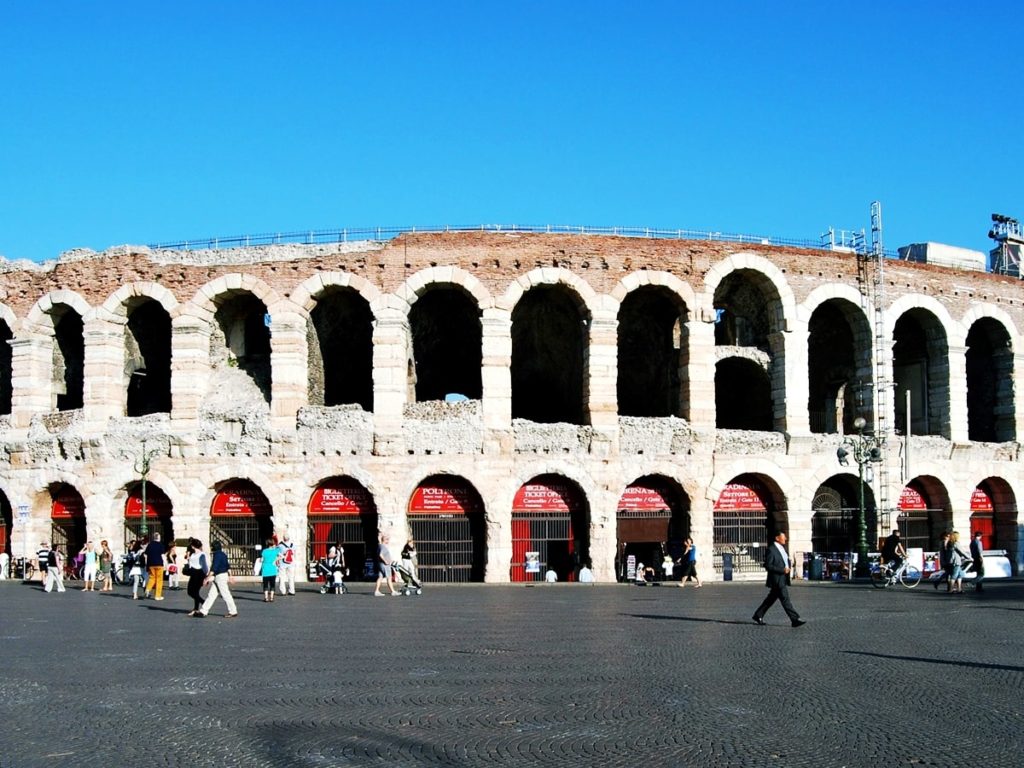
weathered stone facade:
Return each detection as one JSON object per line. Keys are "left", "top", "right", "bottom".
{"left": 0, "top": 231, "right": 1021, "bottom": 582}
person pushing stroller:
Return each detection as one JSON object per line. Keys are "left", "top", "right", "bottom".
{"left": 317, "top": 546, "right": 348, "bottom": 594}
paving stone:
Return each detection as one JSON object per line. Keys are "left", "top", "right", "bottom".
{"left": 0, "top": 581, "right": 1021, "bottom": 767}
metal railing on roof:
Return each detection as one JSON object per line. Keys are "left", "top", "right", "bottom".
{"left": 147, "top": 223, "right": 902, "bottom": 257}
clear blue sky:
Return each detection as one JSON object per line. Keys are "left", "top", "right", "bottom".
{"left": 2, "top": 1, "right": 1021, "bottom": 262}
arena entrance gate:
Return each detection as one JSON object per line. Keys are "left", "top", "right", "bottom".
{"left": 970, "top": 486, "right": 994, "bottom": 549}
{"left": 51, "top": 485, "right": 86, "bottom": 567}
{"left": 307, "top": 479, "right": 377, "bottom": 581}
{"left": 408, "top": 477, "right": 485, "bottom": 583}
{"left": 713, "top": 478, "right": 783, "bottom": 577}
{"left": 897, "top": 485, "right": 946, "bottom": 552}
{"left": 210, "top": 482, "right": 273, "bottom": 574}
{"left": 511, "top": 476, "right": 588, "bottom": 583}
{"left": 616, "top": 479, "right": 686, "bottom": 582}
{"left": 124, "top": 483, "right": 174, "bottom": 549}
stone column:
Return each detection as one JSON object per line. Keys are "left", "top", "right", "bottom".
{"left": 170, "top": 316, "right": 211, "bottom": 432}
{"left": 82, "top": 314, "right": 125, "bottom": 426}
{"left": 586, "top": 303, "right": 619, "bottom": 455}
{"left": 780, "top": 328, "right": 810, "bottom": 436}
{"left": 946, "top": 342, "right": 968, "bottom": 442}
{"left": 480, "top": 308, "right": 512, "bottom": 454}
{"left": 269, "top": 311, "right": 309, "bottom": 427}
{"left": 687, "top": 310, "right": 717, "bottom": 431}
{"left": 371, "top": 307, "right": 409, "bottom": 456}
{"left": 9, "top": 335, "right": 51, "bottom": 429}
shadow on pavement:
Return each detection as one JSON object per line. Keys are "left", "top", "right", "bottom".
{"left": 844, "top": 649, "right": 1024, "bottom": 673}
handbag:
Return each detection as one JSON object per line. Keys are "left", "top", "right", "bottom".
{"left": 182, "top": 563, "right": 193, "bottom": 576}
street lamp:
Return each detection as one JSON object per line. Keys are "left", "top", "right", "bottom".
{"left": 836, "top": 416, "right": 883, "bottom": 578}
{"left": 124, "top": 439, "right": 162, "bottom": 537}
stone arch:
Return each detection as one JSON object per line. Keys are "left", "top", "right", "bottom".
{"left": 406, "top": 472, "right": 488, "bottom": 582}
{"left": 26, "top": 293, "right": 89, "bottom": 412}
{"left": 964, "top": 314, "right": 1015, "bottom": 442}
{"left": 499, "top": 267, "right": 600, "bottom": 314}
{"left": 509, "top": 278, "right": 593, "bottom": 424}
{"left": 612, "top": 270, "right": 696, "bottom": 314}
{"left": 186, "top": 274, "right": 285, "bottom": 325}
{"left": 703, "top": 252, "right": 797, "bottom": 332}
{"left": 890, "top": 301, "right": 953, "bottom": 437}
{"left": 396, "top": 266, "right": 494, "bottom": 311}
{"left": 303, "top": 281, "right": 375, "bottom": 409}
{"left": 404, "top": 279, "right": 484, "bottom": 402}
{"left": 708, "top": 467, "right": 791, "bottom": 578}
{"left": 25, "top": 290, "right": 92, "bottom": 333}
{"left": 0, "top": 303, "right": 15, "bottom": 416}
{"left": 290, "top": 272, "right": 383, "bottom": 317}
{"left": 898, "top": 473, "right": 952, "bottom": 551}
{"left": 805, "top": 294, "right": 874, "bottom": 434}
{"left": 616, "top": 280, "right": 690, "bottom": 418}
{"left": 101, "top": 282, "right": 180, "bottom": 320}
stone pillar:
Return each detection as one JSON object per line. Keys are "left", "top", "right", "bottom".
{"left": 82, "top": 314, "right": 125, "bottom": 426}
{"left": 946, "top": 342, "right": 968, "bottom": 442}
{"left": 170, "top": 316, "right": 211, "bottom": 432}
{"left": 371, "top": 307, "right": 409, "bottom": 456}
{"left": 10, "top": 335, "right": 51, "bottom": 428}
{"left": 588, "top": 485, "right": 618, "bottom": 582}
{"left": 480, "top": 308, "right": 512, "bottom": 453}
{"left": 687, "top": 310, "right": 717, "bottom": 431}
{"left": 269, "top": 311, "right": 309, "bottom": 426}
{"left": 1013, "top": 352, "right": 1024, "bottom": 443}
{"left": 586, "top": 303, "right": 619, "bottom": 455}
{"left": 781, "top": 328, "right": 810, "bottom": 436}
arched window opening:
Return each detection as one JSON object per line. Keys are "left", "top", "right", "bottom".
{"left": 810, "top": 477, "right": 876, "bottom": 579}
{"left": 511, "top": 475, "right": 589, "bottom": 582}
{"left": 615, "top": 476, "right": 689, "bottom": 582}
{"left": 511, "top": 286, "right": 587, "bottom": 424}
{"left": 713, "top": 271, "right": 774, "bottom": 350}
{"left": 210, "top": 480, "right": 273, "bottom": 574}
{"left": 966, "top": 318, "right": 1014, "bottom": 442}
{"left": 50, "top": 484, "right": 86, "bottom": 565}
{"left": 617, "top": 287, "right": 686, "bottom": 418}
{"left": 808, "top": 301, "right": 870, "bottom": 434}
{"left": 713, "top": 475, "right": 787, "bottom": 577}
{"left": 892, "top": 310, "right": 949, "bottom": 437}
{"left": 897, "top": 480, "right": 950, "bottom": 552}
{"left": 307, "top": 477, "right": 377, "bottom": 581}
{"left": 715, "top": 358, "right": 772, "bottom": 429}
{"left": 125, "top": 299, "right": 172, "bottom": 417}
{"left": 124, "top": 482, "right": 174, "bottom": 548}
{"left": 308, "top": 288, "right": 373, "bottom": 410}
{"left": 409, "top": 287, "right": 482, "bottom": 403}
{"left": 212, "top": 294, "right": 272, "bottom": 404}
{"left": 52, "top": 306, "right": 84, "bottom": 411}
{"left": 408, "top": 475, "right": 486, "bottom": 582}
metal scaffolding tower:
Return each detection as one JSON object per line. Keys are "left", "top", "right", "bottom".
{"left": 856, "top": 201, "right": 892, "bottom": 533}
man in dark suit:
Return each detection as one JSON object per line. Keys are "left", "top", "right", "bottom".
{"left": 969, "top": 531, "right": 985, "bottom": 592}
{"left": 752, "top": 531, "right": 806, "bottom": 627}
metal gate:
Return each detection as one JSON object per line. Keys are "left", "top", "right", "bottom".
{"left": 511, "top": 513, "right": 574, "bottom": 582}
{"left": 123, "top": 518, "right": 173, "bottom": 549}
{"left": 51, "top": 519, "right": 86, "bottom": 563}
{"left": 409, "top": 515, "right": 478, "bottom": 583}
{"left": 712, "top": 508, "right": 769, "bottom": 575}
{"left": 307, "top": 516, "right": 375, "bottom": 580}
{"left": 811, "top": 507, "right": 879, "bottom": 554}
{"left": 211, "top": 517, "right": 270, "bottom": 574}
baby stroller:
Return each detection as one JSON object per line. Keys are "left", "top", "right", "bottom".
{"left": 317, "top": 557, "right": 348, "bottom": 595}
{"left": 392, "top": 560, "right": 423, "bottom": 596}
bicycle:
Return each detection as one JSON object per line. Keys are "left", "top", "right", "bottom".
{"left": 871, "top": 559, "right": 922, "bottom": 589}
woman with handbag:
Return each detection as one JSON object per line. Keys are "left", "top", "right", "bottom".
{"left": 184, "top": 539, "right": 210, "bottom": 616}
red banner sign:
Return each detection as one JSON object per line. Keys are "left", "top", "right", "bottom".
{"left": 409, "top": 482, "right": 481, "bottom": 515}
{"left": 308, "top": 481, "right": 374, "bottom": 516}
{"left": 512, "top": 480, "right": 581, "bottom": 513}
{"left": 899, "top": 486, "right": 928, "bottom": 511}
{"left": 125, "top": 487, "right": 172, "bottom": 519}
{"left": 211, "top": 484, "right": 272, "bottom": 517}
{"left": 618, "top": 482, "right": 673, "bottom": 512}
{"left": 52, "top": 489, "right": 85, "bottom": 519}
{"left": 970, "top": 487, "right": 993, "bottom": 513}
{"left": 714, "top": 482, "right": 767, "bottom": 512}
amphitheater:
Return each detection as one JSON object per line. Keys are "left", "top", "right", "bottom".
{"left": 0, "top": 227, "right": 1020, "bottom": 583}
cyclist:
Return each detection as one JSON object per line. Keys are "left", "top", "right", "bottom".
{"left": 881, "top": 529, "right": 907, "bottom": 576}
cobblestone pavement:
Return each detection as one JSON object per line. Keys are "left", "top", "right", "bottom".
{"left": 0, "top": 578, "right": 1021, "bottom": 768}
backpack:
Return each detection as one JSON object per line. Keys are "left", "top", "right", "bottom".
{"left": 47, "top": 550, "right": 58, "bottom": 568}
{"left": 283, "top": 544, "right": 294, "bottom": 564}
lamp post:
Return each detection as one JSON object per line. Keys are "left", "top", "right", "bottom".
{"left": 125, "top": 439, "right": 162, "bottom": 537}
{"left": 837, "top": 416, "right": 883, "bottom": 578}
